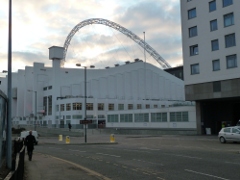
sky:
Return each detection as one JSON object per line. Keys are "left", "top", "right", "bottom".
{"left": 0, "top": 0, "right": 182, "bottom": 73}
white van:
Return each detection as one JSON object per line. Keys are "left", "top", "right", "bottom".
{"left": 20, "top": 130, "right": 39, "bottom": 145}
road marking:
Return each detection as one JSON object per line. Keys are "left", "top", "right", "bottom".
{"left": 185, "top": 169, "right": 230, "bottom": 180}
{"left": 157, "top": 177, "right": 165, "bottom": 180}
{"left": 49, "top": 147, "right": 62, "bottom": 149}
{"left": 225, "top": 161, "right": 240, "bottom": 165}
{"left": 37, "top": 153, "right": 111, "bottom": 180}
{"left": 96, "top": 153, "right": 121, "bottom": 158}
{"left": 69, "top": 149, "right": 86, "bottom": 152}
{"left": 123, "top": 149, "right": 151, "bottom": 153}
{"left": 140, "top": 147, "right": 160, "bottom": 151}
{"left": 166, "top": 153, "right": 202, "bottom": 160}
{"left": 132, "top": 159, "right": 163, "bottom": 166}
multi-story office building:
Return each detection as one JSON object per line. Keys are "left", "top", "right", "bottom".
{"left": 181, "top": 0, "right": 240, "bottom": 134}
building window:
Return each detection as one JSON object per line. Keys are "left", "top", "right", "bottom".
{"left": 137, "top": 104, "right": 142, "bottom": 109}
{"left": 154, "top": 105, "right": 158, "bottom": 108}
{"left": 135, "top": 113, "right": 149, "bottom": 122}
{"left": 72, "top": 115, "right": 82, "bottom": 119}
{"left": 210, "top": 19, "right": 218, "bottom": 31}
{"left": 48, "top": 86, "right": 52, "bottom": 90}
{"left": 223, "top": 0, "right": 233, "bottom": 7}
{"left": 225, "top": 33, "right": 236, "bottom": 48}
{"left": 73, "top": 103, "right": 82, "bottom": 110}
{"left": 107, "top": 114, "right": 118, "bottom": 122}
{"left": 48, "top": 96, "right": 52, "bottom": 115}
{"left": 188, "top": 8, "right": 196, "bottom": 19}
{"left": 189, "top": 26, "right": 197, "bottom": 37}
{"left": 60, "top": 104, "right": 64, "bottom": 111}
{"left": 224, "top": 13, "right": 234, "bottom": 27}
{"left": 128, "top": 104, "right": 133, "bottom": 110}
{"left": 170, "top": 112, "right": 189, "bottom": 122}
{"left": 66, "top": 115, "right": 71, "bottom": 119}
{"left": 43, "top": 87, "right": 47, "bottom": 91}
{"left": 109, "top": 104, "right": 114, "bottom": 111}
{"left": 98, "top": 115, "right": 105, "bottom": 119}
{"left": 190, "top": 44, "right": 198, "bottom": 56}
{"left": 43, "top": 96, "right": 47, "bottom": 115}
{"left": 66, "top": 103, "right": 71, "bottom": 111}
{"left": 209, "top": 0, "right": 216, "bottom": 12}
{"left": 146, "top": 104, "right": 150, "bottom": 109}
{"left": 212, "top": 60, "right": 220, "bottom": 71}
{"left": 213, "top": 81, "right": 221, "bottom": 92}
{"left": 226, "top": 54, "right": 237, "bottom": 68}
{"left": 120, "top": 114, "right": 133, "bottom": 122}
{"left": 98, "top": 103, "right": 104, "bottom": 111}
{"left": 86, "top": 103, "right": 93, "bottom": 110}
{"left": 118, "top": 104, "right": 124, "bottom": 110}
{"left": 191, "top": 64, "right": 199, "bottom": 75}
{"left": 151, "top": 113, "right": 167, "bottom": 122}
{"left": 211, "top": 39, "right": 219, "bottom": 51}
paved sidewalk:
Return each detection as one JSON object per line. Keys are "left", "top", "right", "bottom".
{"left": 24, "top": 135, "right": 116, "bottom": 180}
{"left": 24, "top": 153, "right": 109, "bottom": 180}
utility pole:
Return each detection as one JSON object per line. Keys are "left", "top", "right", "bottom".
{"left": 7, "top": 0, "right": 12, "bottom": 169}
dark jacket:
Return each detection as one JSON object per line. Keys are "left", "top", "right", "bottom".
{"left": 25, "top": 134, "right": 36, "bottom": 151}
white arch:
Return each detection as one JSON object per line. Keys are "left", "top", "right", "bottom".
{"left": 63, "top": 18, "right": 171, "bottom": 69}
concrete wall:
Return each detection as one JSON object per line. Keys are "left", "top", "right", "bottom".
{"left": 185, "top": 78, "right": 240, "bottom": 100}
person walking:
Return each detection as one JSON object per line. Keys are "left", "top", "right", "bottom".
{"left": 68, "top": 123, "right": 72, "bottom": 131}
{"left": 24, "top": 130, "right": 36, "bottom": 161}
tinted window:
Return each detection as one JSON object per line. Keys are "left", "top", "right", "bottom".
{"left": 210, "top": 19, "right": 218, "bottom": 31}
{"left": 223, "top": 0, "right": 233, "bottom": 7}
{"left": 209, "top": 1, "right": 216, "bottom": 12}
{"left": 224, "top": 13, "right": 234, "bottom": 27}
{"left": 232, "top": 128, "right": 240, "bottom": 133}
{"left": 188, "top": 8, "right": 196, "bottom": 19}
{"left": 224, "top": 128, "right": 231, "bottom": 133}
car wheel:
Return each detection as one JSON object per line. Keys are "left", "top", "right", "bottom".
{"left": 220, "top": 137, "right": 226, "bottom": 143}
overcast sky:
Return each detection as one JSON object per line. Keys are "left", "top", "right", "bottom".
{"left": 0, "top": 0, "right": 182, "bottom": 73}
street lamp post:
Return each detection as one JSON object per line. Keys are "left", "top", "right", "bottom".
{"left": 76, "top": 63, "right": 94, "bottom": 143}
{"left": 28, "top": 90, "right": 37, "bottom": 131}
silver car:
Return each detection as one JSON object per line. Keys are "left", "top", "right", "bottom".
{"left": 218, "top": 126, "right": 240, "bottom": 143}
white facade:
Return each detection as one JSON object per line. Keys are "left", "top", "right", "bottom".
{"left": 0, "top": 55, "right": 195, "bottom": 130}
{"left": 181, "top": 0, "right": 240, "bottom": 86}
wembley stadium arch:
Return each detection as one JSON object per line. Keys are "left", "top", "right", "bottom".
{"left": 63, "top": 18, "right": 171, "bottom": 69}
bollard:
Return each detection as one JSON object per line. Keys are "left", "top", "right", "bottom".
{"left": 110, "top": 134, "right": 115, "bottom": 143}
{"left": 66, "top": 136, "right": 70, "bottom": 144}
{"left": 59, "top": 135, "right": 63, "bottom": 141}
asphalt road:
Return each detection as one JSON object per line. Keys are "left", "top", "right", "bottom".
{"left": 35, "top": 135, "right": 240, "bottom": 180}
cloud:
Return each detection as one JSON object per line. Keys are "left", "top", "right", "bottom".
{"left": 0, "top": 0, "right": 183, "bottom": 73}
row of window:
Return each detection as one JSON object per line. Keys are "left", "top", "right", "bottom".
{"left": 108, "top": 112, "right": 188, "bottom": 123}
{"left": 188, "top": 0, "right": 233, "bottom": 19}
{"left": 191, "top": 54, "right": 237, "bottom": 74}
{"left": 189, "top": 32, "right": 236, "bottom": 56}
{"left": 55, "top": 114, "right": 106, "bottom": 120}
{"left": 57, "top": 103, "right": 160, "bottom": 111}
{"left": 189, "top": 12, "right": 234, "bottom": 38}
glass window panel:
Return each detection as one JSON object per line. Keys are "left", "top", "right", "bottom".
{"left": 188, "top": 8, "right": 196, "bottom": 19}
{"left": 211, "top": 39, "right": 219, "bottom": 51}
{"left": 210, "top": 19, "right": 218, "bottom": 31}
{"left": 212, "top": 60, "right": 220, "bottom": 71}
{"left": 209, "top": 1, "right": 216, "bottom": 12}
{"left": 225, "top": 33, "right": 236, "bottom": 48}
{"left": 224, "top": 13, "right": 234, "bottom": 27}
{"left": 226, "top": 55, "right": 237, "bottom": 68}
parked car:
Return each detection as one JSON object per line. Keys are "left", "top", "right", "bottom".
{"left": 20, "top": 130, "right": 39, "bottom": 145}
{"left": 218, "top": 126, "right": 240, "bottom": 143}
